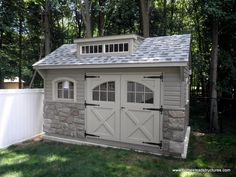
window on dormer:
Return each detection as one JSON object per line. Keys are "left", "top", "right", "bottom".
{"left": 81, "top": 42, "right": 129, "bottom": 55}
{"left": 81, "top": 45, "right": 103, "bottom": 54}
{"left": 124, "top": 43, "right": 128, "bottom": 51}
{"left": 105, "top": 43, "right": 129, "bottom": 53}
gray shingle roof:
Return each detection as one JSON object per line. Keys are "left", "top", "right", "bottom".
{"left": 33, "top": 34, "right": 191, "bottom": 68}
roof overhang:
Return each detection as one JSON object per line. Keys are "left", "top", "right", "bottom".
{"left": 74, "top": 34, "right": 144, "bottom": 43}
{"left": 33, "top": 61, "right": 188, "bottom": 70}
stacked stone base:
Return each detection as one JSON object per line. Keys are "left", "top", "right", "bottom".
{"left": 43, "top": 101, "right": 189, "bottom": 158}
{"left": 44, "top": 101, "right": 85, "bottom": 138}
{"left": 162, "top": 108, "right": 187, "bottom": 157}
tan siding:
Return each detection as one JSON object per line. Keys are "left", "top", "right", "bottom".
{"left": 163, "top": 71, "right": 181, "bottom": 108}
{"left": 86, "top": 67, "right": 181, "bottom": 108}
{"left": 44, "top": 69, "right": 84, "bottom": 103}
{"left": 85, "top": 67, "right": 177, "bottom": 73}
{"left": 43, "top": 66, "right": 182, "bottom": 108}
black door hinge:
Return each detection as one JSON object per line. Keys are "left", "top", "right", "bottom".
{"left": 143, "top": 141, "right": 162, "bottom": 148}
{"left": 84, "top": 74, "right": 100, "bottom": 80}
{"left": 143, "top": 106, "right": 163, "bottom": 114}
{"left": 84, "top": 101, "right": 100, "bottom": 108}
{"left": 84, "top": 131, "right": 100, "bottom": 138}
{"left": 144, "top": 74, "right": 163, "bottom": 81}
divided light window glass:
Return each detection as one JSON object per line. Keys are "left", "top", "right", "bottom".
{"left": 57, "top": 81, "right": 74, "bottom": 99}
{"left": 81, "top": 43, "right": 129, "bottom": 54}
{"left": 127, "top": 81, "right": 153, "bottom": 104}
{"left": 81, "top": 45, "right": 103, "bottom": 54}
{"left": 105, "top": 43, "right": 129, "bottom": 53}
{"left": 92, "top": 81, "right": 115, "bottom": 102}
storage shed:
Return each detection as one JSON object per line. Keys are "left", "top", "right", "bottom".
{"left": 33, "top": 34, "right": 191, "bottom": 158}
{"left": 4, "top": 77, "right": 24, "bottom": 89}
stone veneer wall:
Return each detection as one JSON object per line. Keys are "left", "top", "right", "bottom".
{"left": 162, "top": 108, "right": 187, "bottom": 157}
{"left": 44, "top": 101, "right": 85, "bottom": 138}
{"left": 43, "top": 100, "right": 188, "bottom": 157}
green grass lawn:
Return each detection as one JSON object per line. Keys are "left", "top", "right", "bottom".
{"left": 0, "top": 100, "right": 235, "bottom": 177}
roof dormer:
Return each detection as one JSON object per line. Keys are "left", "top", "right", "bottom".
{"left": 74, "top": 34, "right": 144, "bottom": 58}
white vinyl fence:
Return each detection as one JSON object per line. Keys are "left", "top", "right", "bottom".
{"left": 0, "top": 89, "right": 44, "bottom": 148}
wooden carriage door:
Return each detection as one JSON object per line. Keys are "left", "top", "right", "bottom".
{"left": 120, "top": 75, "right": 161, "bottom": 146}
{"left": 86, "top": 75, "right": 120, "bottom": 141}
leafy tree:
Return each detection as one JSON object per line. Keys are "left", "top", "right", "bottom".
{"left": 205, "top": 0, "right": 236, "bottom": 132}
{"left": 0, "top": 0, "right": 236, "bottom": 130}
{"left": 0, "top": 0, "right": 18, "bottom": 88}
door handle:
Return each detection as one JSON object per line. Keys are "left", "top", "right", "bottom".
{"left": 121, "top": 107, "right": 125, "bottom": 109}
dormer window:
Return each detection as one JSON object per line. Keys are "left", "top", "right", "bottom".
{"left": 80, "top": 42, "right": 129, "bottom": 55}
{"left": 81, "top": 45, "right": 103, "bottom": 54}
{"left": 75, "top": 34, "right": 144, "bottom": 57}
{"left": 105, "top": 43, "right": 128, "bottom": 53}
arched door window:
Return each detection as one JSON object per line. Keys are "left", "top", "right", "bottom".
{"left": 127, "top": 81, "right": 153, "bottom": 104}
{"left": 92, "top": 81, "right": 115, "bottom": 102}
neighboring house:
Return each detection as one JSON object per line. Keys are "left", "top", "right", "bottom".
{"left": 33, "top": 34, "right": 191, "bottom": 158}
{"left": 4, "top": 77, "right": 24, "bottom": 89}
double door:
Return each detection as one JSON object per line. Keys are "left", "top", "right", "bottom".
{"left": 86, "top": 74, "right": 162, "bottom": 146}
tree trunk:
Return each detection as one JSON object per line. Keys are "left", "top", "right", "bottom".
{"left": 75, "top": 0, "right": 82, "bottom": 38}
{"left": 30, "top": 5, "right": 44, "bottom": 88}
{"left": 162, "top": 0, "right": 167, "bottom": 35}
{"left": 98, "top": 0, "right": 105, "bottom": 36}
{"left": 193, "top": 0, "right": 204, "bottom": 56}
{"left": 210, "top": 19, "right": 219, "bottom": 132}
{"left": 0, "top": 73, "right": 3, "bottom": 89}
{"left": 0, "top": 29, "right": 2, "bottom": 49}
{"left": 170, "top": 0, "right": 175, "bottom": 34}
{"left": 45, "top": 0, "right": 51, "bottom": 55}
{"left": 80, "top": 0, "right": 92, "bottom": 38}
{"left": 200, "top": 75, "right": 206, "bottom": 97}
{"left": 18, "top": 1, "right": 23, "bottom": 89}
{"left": 0, "top": 29, "right": 3, "bottom": 89}
{"left": 140, "top": 0, "right": 150, "bottom": 37}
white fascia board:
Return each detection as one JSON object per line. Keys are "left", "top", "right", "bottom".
{"left": 74, "top": 34, "right": 143, "bottom": 43}
{"left": 33, "top": 60, "right": 42, "bottom": 67}
{"left": 33, "top": 62, "right": 188, "bottom": 70}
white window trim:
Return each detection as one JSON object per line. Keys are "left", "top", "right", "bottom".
{"left": 52, "top": 77, "right": 77, "bottom": 102}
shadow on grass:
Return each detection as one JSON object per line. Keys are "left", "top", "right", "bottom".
{"left": 0, "top": 98, "right": 235, "bottom": 177}
{"left": 1, "top": 139, "right": 235, "bottom": 177}
{"left": 0, "top": 141, "right": 176, "bottom": 177}
{"left": 187, "top": 98, "right": 236, "bottom": 176}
